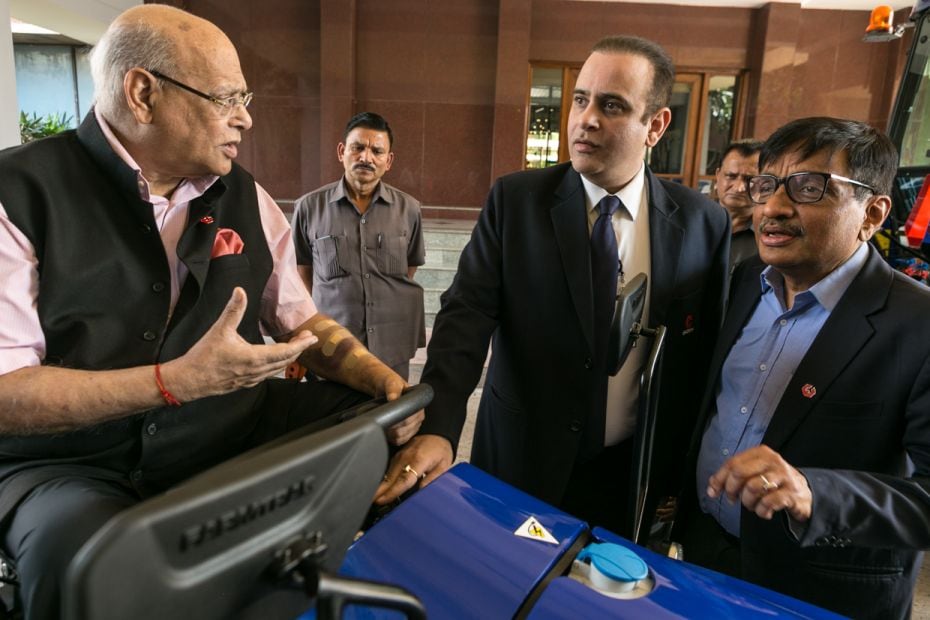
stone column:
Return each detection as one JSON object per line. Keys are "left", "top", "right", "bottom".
{"left": 0, "top": 0, "right": 20, "bottom": 149}
{"left": 490, "top": 0, "right": 532, "bottom": 181}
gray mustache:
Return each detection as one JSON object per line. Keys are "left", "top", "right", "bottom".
{"left": 759, "top": 218, "right": 803, "bottom": 236}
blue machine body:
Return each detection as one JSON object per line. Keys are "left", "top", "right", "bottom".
{"left": 328, "top": 464, "right": 844, "bottom": 619}
{"left": 527, "top": 527, "right": 841, "bottom": 619}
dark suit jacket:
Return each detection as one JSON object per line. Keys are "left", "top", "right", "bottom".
{"left": 682, "top": 248, "right": 930, "bottom": 619}
{"left": 420, "top": 162, "right": 729, "bottom": 510}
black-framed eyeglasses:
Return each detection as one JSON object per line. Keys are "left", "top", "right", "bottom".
{"left": 148, "top": 70, "right": 253, "bottom": 115}
{"left": 748, "top": 171, "right": 877, "bottom": 204}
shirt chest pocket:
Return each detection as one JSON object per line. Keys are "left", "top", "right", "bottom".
{"left": 312, "top": 235, "right": 349, "bottom": 281}
{"left": 378, "top": 234, "right": 408, "bottom": 277}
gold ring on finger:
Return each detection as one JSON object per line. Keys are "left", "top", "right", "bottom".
{"left": 403, "top": 464, "right": 425, "bottom": 480}
{"left": 759, "top": 473, "right": 779, "bottom": 493}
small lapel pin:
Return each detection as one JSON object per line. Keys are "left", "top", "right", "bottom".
{"left": 801, "top": 384, "right": 817, "bottom": 399}
{"left": 200, "top": 216, "right": 215, "bottom": 224}
{"left": 681, "top": 313, "right": 695, "bottom": 335}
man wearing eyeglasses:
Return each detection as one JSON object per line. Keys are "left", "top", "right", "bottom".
{"left": 677, "top": 116, "right": 930, "bottom": 619}
{"left": 0, "top": 5, "right": 420, "bottom": 618}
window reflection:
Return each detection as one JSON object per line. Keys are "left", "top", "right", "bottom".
{"left": 526, "top": 67, "right": 562, "bottom": 169}
{"left": 648, "top": 82, "right": 693, "bottom": 175}
{"left": 701, "top": 75, "right": 738, "bottom": 175}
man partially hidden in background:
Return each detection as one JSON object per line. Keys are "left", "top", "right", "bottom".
{"left": 714, "top": 139, "right": 762, "bottom": 270}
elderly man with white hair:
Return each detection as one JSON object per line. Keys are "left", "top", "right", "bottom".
{"left": 0, "top": 5, "right": 420, "bottom": 617}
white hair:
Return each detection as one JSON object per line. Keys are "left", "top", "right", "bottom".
{"left": 88, "top": 16, "right": 181, "bottom": 119}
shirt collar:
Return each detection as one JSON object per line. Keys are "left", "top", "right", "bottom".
{"left": 336, "top": 178, "right": 389, "bottom": 206}
{"left": 579, "top": 162, "right": 646, "bottom": 220}
{"left": 760, "top": 242, "right": 870, "bottom": 312}
{"left": 94, "top": 107, "right": 218, "bottom": 202}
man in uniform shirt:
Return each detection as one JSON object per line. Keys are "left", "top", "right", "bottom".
{"left": 714, "top": 139, "right": 762, "bottom": 270}
{"left": 292, "top": 113, "right": 425, "bottom": 379}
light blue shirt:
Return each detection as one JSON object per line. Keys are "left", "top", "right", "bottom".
{"left": 696, "top": 243, "right": 869, "bottom": 536}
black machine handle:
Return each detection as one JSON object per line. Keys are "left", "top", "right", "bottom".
{"left": 628, "top": 324, "right": 667, "bottom": 545}
{"left": 274, "top": 536, "right": 427, "bottom": 620}
{"left": 314, "top": 383, "right": 434, "bottom": 431}
{"left": 314, "top": 571, "right": 426, "bottom": 620}
{"left": 261, "top": 383, "right": 435, "bottom": 450}
{"left": 351, "top": 383, "right": 434, "bottom": 429}
{"left": 303, "top": 386, "right": 432, "bottom": 619}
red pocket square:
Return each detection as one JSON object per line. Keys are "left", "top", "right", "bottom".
{"left": 211, "top": 227, "right": 245, "bottom": 258}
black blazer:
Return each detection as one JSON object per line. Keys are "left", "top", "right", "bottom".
{"left": 420, "top": 162, "right": 729, "bottom": 507}
{"left": 683, "top": 248, "right": 930, "bottom": 619}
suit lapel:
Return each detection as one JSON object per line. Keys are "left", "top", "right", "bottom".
{"left": 550, "top": 167, "right": 595, "bottom": 354}
{"left": 763, "top": 248, "right": 892, "bottom": 449}
{"left": 645, "top": 170, "right": 684, "bottom": 327}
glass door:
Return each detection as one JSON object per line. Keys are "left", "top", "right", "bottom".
{"left": 525, "top": 66, "right": 563, "bottom": 169}
{"left": 647, "top": 75, "right": 701, "bottom": 185}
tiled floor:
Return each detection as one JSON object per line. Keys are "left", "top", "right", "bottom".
{"left": 916, "top": 562, "right": 930, "bottom": 618}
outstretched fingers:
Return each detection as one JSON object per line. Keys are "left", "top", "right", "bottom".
{"left": 171, "top": 291, "right": 318, "bottom": 398}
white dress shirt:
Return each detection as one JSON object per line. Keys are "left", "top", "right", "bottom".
{"left": 580, "top": 164, "right": 652, "bottom": 446}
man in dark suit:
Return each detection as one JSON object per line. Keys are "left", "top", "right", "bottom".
{"left": 678, "top": 117, "right": 930, "bottom": 619}
{"left": 376, "top": 35, "right": 729, "bottom": 535}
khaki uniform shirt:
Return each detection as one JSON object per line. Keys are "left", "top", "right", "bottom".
{"left": 292, "top": 179, "right": 426, "bottom": 367}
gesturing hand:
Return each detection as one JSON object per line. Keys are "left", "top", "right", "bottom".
{"left": 162, "top": 287, "right": 317, "bottom": 401}
{"left": 707, "top": 444, "right": 813, "bottom": 523}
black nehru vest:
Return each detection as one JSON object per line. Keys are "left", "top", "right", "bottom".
{"left": 0, "top": 112, "right": 274, "bottom": 498}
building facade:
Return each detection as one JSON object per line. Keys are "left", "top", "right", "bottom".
{"left": 150, "top": 1, "right": 911, "bottom": 216}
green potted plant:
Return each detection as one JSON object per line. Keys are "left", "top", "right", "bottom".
{"left": 19, "top": 111, "right": 74, "bottom": 144}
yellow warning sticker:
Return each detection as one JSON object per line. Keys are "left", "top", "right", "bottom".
{"left": 514, "top": 516, "right": 559, "bottom": 545}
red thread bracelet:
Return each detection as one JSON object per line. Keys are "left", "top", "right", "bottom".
{"left": 154, "top": 363, "right": 181, "bottom": 407}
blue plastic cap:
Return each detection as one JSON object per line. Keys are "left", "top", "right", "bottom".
{"left": 577, "top": 542, "right": 649, "bottom": 583}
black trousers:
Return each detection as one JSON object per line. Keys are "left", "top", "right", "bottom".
{"left": 2, "top": 378, "right": 369, "bottom": 620}
{"left": 559, "top": 438, "right": 634, "bottom": 538}
{"left": 676, "top": 506, "right": 742, "bottom": 578}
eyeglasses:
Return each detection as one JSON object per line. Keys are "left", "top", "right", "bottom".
{"left": 748, "top": 171, "right": 877, "bottom": 204}
{"left": 148, "top": 70, "right": 253, "bottom": 115}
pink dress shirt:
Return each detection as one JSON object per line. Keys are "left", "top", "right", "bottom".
{"left": 0, "top": 110, "right": 316, "bottom": 374}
